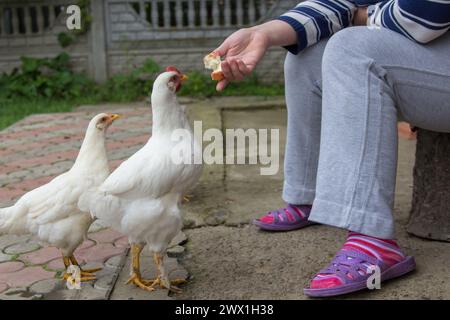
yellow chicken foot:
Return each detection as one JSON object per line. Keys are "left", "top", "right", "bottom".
{"left": 125, "top": 244, "right": 155, "bottom": 291}
{"left": 63, "top": 272, "right": 96, "bottom": 283}
{"left": 148, "top": 277, "right": 185, "bottom": 294}
{"left": 182, "top": 194, "right": 193, "bottom": 203}
{"left": 61, "top": 256, "right": 95, "bottom": 283}
{"left": 126, "top": 272, "right": 155, "bottom": 292}
{"left": 69, "top": 255, "right": 102, "bottom": 278}
{"left": 150, "top": 253, "right": 186, "bottom": 293}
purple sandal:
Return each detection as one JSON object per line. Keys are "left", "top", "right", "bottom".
{"left": 252, "top": 204, "right": 316, "bottom": 231}
{"left": 304, "top": 248, "right": 416, "bottom": 297}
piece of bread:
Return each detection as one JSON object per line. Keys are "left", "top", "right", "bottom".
{"left": 204, "top": 52, "right": 225, "bottom": 81}
{"left": 211, "top": 70, "right": 225, "bottom": 81}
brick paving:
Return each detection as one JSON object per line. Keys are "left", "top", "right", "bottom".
{"left": 0, "top": 106, "right": 153, "bottom": 298}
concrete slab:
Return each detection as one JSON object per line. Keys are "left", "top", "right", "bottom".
{"left": 177, "top": 222, "right": 450, "bottom": 300}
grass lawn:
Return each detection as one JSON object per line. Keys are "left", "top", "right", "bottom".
{"left": 0, "top": 97, "right": 101, "bottom": 130}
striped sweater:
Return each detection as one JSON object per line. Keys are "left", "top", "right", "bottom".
{"left": 278, "top": 0, "right": 450, "bottom": 54}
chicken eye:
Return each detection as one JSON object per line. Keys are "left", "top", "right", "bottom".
{"left": 100, "top": 117, "right": 108, "bottom": 122}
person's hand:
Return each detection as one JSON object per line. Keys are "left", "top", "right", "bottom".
{"left": 212, "top": 20, "right": 296, "bottom": 91}
{"left": 353, "top": 7, "right": 369, "bottom": 26}
{"left": 214, "top": 27, "right": 270, "bottom": 91}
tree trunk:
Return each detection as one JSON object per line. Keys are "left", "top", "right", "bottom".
{"left": 407, "top": 129, "right": 450, "bottom": 242}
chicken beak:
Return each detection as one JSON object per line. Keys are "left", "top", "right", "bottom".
{"left": 180, "top": 74, "right": 189, "bottom": 82}
{"left": 110, "top": 114, "right": 122, "bottom": 122}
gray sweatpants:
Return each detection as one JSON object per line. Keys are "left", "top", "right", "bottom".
{"left": 283, "top": 26, "right": 450, "bottom": 239}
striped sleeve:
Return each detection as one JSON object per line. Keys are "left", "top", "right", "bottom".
{"left": 367, "top": 0, "right": 450, "bottom": 43}
{"left": 276, "top": 0, "right": 358, "bottom": 54}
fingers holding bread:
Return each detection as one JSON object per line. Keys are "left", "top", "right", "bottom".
{"left": 204, "top": 52, "right": 252, "bottom": 91}
{"left": 204, "top": 52, "right": 225, "bottom": 81}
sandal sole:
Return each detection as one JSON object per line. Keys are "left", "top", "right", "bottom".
{"left": 252, "top": 219, "right": 317, "bottom": 231}
{"left": 303, "top": 256, "right": 416, "bottom": 297}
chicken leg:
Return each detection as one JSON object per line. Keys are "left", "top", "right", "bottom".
{"left": 125, "top": 243, "right": 155, "bottom": 291}
{"left": 148, "top": 252, "right": 187, "bottom": 293}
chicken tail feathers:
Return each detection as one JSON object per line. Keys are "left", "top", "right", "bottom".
{"left": 0, "top": 206, "right": 10, "bottom": 233}
{"left": 0, "top": 203, "right": 28, "bottom": 235}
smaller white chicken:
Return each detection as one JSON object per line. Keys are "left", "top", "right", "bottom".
{"left": 0, "top": 113, "right": 120, "bottom": 281}
{"left": 80, "top": 67, "right": 203, "bottom": 293}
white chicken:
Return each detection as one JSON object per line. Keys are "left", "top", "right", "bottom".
{"left": 0, "top": 113, "right": 120, "bottom": 281}
{"left": 79, "top": 67, "right": 203, "bottom": 292}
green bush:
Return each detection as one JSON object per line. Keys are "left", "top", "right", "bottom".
{"left": 178, "top": 71, "right": 217, "bottom": 97}
{"left": 0, "top": 53, "right": 94, "bottom": 99}
{"left": 179, "top": 72, "right": 284, "bottom": 97}
{"left": 0, "top": 53, "right": 283, "bottom": 101}
{"left": 0, "top": 54, "right": 164, "bottom": 102}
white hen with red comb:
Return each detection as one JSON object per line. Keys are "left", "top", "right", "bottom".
{"left": 79, "top": 69, "right": 203, "bottom": 292}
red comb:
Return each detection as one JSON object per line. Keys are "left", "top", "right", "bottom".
{"left": 166, "top": 66, "right": 181, "bottom": 74}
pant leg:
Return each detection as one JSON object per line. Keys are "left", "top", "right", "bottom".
{"left": 282, "top": 40, "right": 328, "bottom": 205}
{"left": 309, "top": 27, "right": 450, "bottom": 239}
